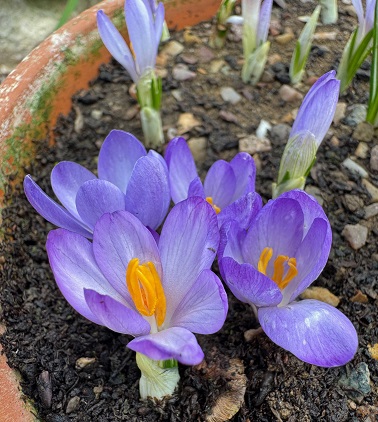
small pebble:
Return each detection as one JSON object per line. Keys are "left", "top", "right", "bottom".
{"left": 343, "top": 194, "right": 364, "bottom": 212}
{"left": 370, "top": 145, "right": 378, "bottom": 171}
{"left": 220, "top": 87, "right": 242, "bottom": 104}
{"left": 345, "top": 104, "right": 367, "bottom": 126}
{"left": 239, "top": 135, "right": 272, "bottom": 154}
{"left": 197, "top": 46, "right": 215, "bottom": 63}
{"left": 90, "top": 109, "right": 102, "bottom": 120}
{"left": 342, "top": 224, "right": 368, "bottom": 250}
{"left": 161, "top": 40, "right": 184, "bottom": 57}
{"left": 300, "top": 286, "right": 340, "bottom": 307}
{"left": 279, "top": 85, "right": 303, "bottom": 102}
{"left": 244, "top": 328, "right": 262, "bottom": 342}
{"left": 350, "top": 290, "right": 369, "bottom": 303}
{"left": 172, "top": 64, "right": 196, "bottom": 81}
{"left": 355, "top": 142, "right": 369, "bottom": 159}
{"left": 177, "top": 113, "right": 201, "bottom": 135}
{"left": 210, "top": 59, "right": 226, "bottom": 73}
{"left": 362, "top": 179, "right": 378, "bottom": 202}
{"left": 219, "top": 110, "right": 239, "bottom": 123}
{"left": 66, "top": 396, "right": 80, "bottom": 414}
{"left": 183, "top": 29, "right": 202, "bottom": 44}
{"left": 256, "top": 120, "right": 272, "bottom": 139}
{"left": 342, "top": 158, "right": 368, "bottom": 178}
{"left": 75, "top": 357, "right": 96, "bottom": 369}
{"left": 368, "top": 344, "right": 378, "bottom": 360}
{"left": 305, "top": 186, "right": 324, "bottom": 205}
{"left": 270, "top": 124, "right": 291, "bottom": 143}
{"left": 275, "top": 32, "right": 294, "bottom": 45}
{"left": 353, "top": 122, "right": 375, "bottom": 142}
{"left": 171, "top": 89, "right": 183, "bottom": 102}
{"left": 188, "top": 137, "right": 207, "bottom": 163}
{"left": 364, "top": 203, "right": 378, "bottom": 218}
{"left": 338, "top": 363, "right": 371, "bottom": 404}
{"left": 313, "top": 31, "right": 338, "bottom": 41}
{"left": 330, "top": 136, "right": 340, "bottom": 147}
{"left": 333, "top": 102, "right": 346, "bottom": 126}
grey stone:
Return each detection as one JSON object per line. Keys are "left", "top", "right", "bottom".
{"left": 188, "top": 137, "right": 207, "bottom": 163}
{"left": 220, "top": 87, "right": 242, "bottom": 104}
{"left": 239, "top": 135, "right": 272, "bottom": 154}
{"left": 278, "top": 85, "right": 303, "bottom": 102}
{"left": 362, "top": 179, "right": 378, "bottom": 202}
{"left": 66, "top": 396, "right": 80, "bottom": 414}
{"left": 355, "top": 142, "right": 369, "bottom": 159}
{"left": 353, "top": 122, "right": 375, "bottom": 142}
{"left": 370, "top": 145, "right": 378, "bottom": 171}
{"left": 342, "top": 158, "right": 368, "bottom": 178}
{"left": 172, "top": 64, "right": 196, "bottom": 81}
{"left": 270, "top": 124, "right": 291, "bottom": 143}
{"left": 339, "top": 363, "right": 371, "bottom": 404}
{"left": 305, "top": 186, "right": 324, "bottom": 206}
{"left": 333, "top": 102, "right": 347, "bottom": 126}
{"left": 343, "top": 194, "right": 364, "bottom": 212}
{"left": 344, "top": 104, "right": 367, "bottom": 127}
{"left": 364, "top": 203, "right": 378, "bottom": 219}
{"left": 342, "top": 224, "right": 368, "bottom": 250}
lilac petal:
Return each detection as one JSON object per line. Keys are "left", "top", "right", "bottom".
{"left": 125, "top": 150, "right": 170, "bottom": 230}
{"left": 169, "top": 269, "right": 228, "bottom": 334}
{"left": 284, "top": 217, "right": 331, "bottom": 304}
{"left": 98, "top": 130, "right": 146, "bottom": 194}
{"left": 93, "top": 210, "right": 161, "bottom": 303}
{"left": 188, "top": 177, "right": 206, "bottom": 199}
{"left": 290, "top": 71, "right": 340, "bottom": 146}
{"left": 75, "top": 180, "right": 126, "bottom": 230}
{"left": 229, "top": 153, "right": 256, "bottom": 202}
{"left": 218, "top": 220, "right": 247, "bottom": 265}
{"left": 351, "top": 0, "right": 364, "bottom": 26}
{"left": 24, "top": 176, "right": 91, "bottom": 238}
{"left": 257, "top": 0, "right": 273, "bottom": 45}
{"left": 204, "top": 161, "right": 236, "bottom": 209}
{"left": 365, "top": 0, "right": 375, "bottom": 33}
{"left": 97, "top": 10, "right": 138, "bottom": 82}
{"left": 51, "top": 161, "right": 96, "bottom": 220}
{"left": 128, "top": 327, "right": 204, "bottom": 365}
{"left": 153, "top": 2, "right": 165, "bottom": 48}
{"left": 126, "top": 0, "right": 155, "bottom": 74}
{"left": 84, "top": 290, "right": 150, "bottom": 336}
{"left": 165, "top": 137, "right": 198, "bottom": 203}
{"left": 218, "top": 191, "right": 262, "bottom": 230}
{"left": 258, "top": 299, "right": 358, "bottom": 367}
{"left": 242, "top": 197, "right": 304, "bottom": 269}
{"left": 159, "top": 197, "right": 219, "bottom": 322}
{"left": 221, "top": 257, "right": 282, "bottom": 307}
{"left": 46, "top": 229, "right": 126, "bottom": 325}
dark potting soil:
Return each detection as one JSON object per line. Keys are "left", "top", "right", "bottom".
{"left": 1, "top": 1, "right": 378, "bottom": 421}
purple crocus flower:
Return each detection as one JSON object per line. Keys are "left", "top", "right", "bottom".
{"left": 165, "top": 137, "right": 260, "bottom": 229}
{"left": 46, "top": 197, "right": 228, "bottom": 367}
{"left": 352, "top": 0, "right": 375, "bottom": 45}
{"left": 24, "top": 130, "right": 170, "bottom": 238}
{"left": 97, "top": 0, "right": 164, "bottom": 84}
{"left": 219, "top": 190, "right": 358, "bottom": 367}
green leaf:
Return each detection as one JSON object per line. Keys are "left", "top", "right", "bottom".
{"left": 367, "top": 0, "right": 378, "bottom": 126}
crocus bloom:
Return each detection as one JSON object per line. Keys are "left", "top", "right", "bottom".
{"left": 24, "top": 130, "right": 170, "bottom": 238}
{"left": 219, "top": 190, "right": 358, "bottom": 367}
{"left": 273, "top": 71, "right": 340, "bottom": 197}
{"left": 97, "top": 0, "right": 164, "bottom": 85}
{"left": 165, "top": 137, "right": 261, "bottom": 229}
{"left": 46, "top": 197, "right": 228, "bottom": 398}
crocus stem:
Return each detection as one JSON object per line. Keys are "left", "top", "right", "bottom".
{"left": 320, "top": 0, "right": 337, "bottom": 25}
{"left": 140, "top": 107, "right": 164, "bottom": 149}
{"left": 136, "top": 352, "right": 180, "bottom": 400}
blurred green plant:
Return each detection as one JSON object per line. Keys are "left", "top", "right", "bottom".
{"left": 367, "top": 0, "right": 378, "bottom": 126}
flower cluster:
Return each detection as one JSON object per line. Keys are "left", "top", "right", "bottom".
{"left": 24, "top": 35, "right": 358, "bottom": 398}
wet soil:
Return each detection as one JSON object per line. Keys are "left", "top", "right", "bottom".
{"left": 1, "top": 1, "right": 378, "bottom": 421}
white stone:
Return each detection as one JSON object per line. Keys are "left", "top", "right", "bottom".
{"left": 342, "top": 224, "right": 368, "bottom": 250}
{"left": 220, "top": 87, "right": 242, "bottom": 104}
{"left": 239, "top": 135, "right": 272, "bottom": 154}
{"left": 342, "top": 158, "right": 368, "bottom": 178}
{"left": 256, "top": 120, "right": 272, "bottom": 139}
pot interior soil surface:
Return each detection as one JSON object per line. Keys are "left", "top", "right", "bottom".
{"left": 1, "top": 2, "right": 378, "bottom": 421}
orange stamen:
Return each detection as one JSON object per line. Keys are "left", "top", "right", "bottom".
{"left": 206, "top": 197, "right": 221, "bottom": 214}
{"left": 257, "top": 248, "right": 298, "bottom": 290}
{"left": 126, "top": 258, "right": 166, "bottom": 326}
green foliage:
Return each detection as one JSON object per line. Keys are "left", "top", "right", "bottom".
{"left": 56, "top": 0, "right": 79, "bottom": 29}
{"left": 367, "top": 0, "right": 378, "bottom": 126}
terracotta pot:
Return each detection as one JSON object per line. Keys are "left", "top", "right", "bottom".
{"left": 0, "top": 0, "right": 219, "bottom": 419}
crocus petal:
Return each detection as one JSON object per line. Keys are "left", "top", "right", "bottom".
{"left": 283, "top": 217, "right": 331, "bottom": 304}
{"left": 229, "top": 152, "right": 256, "bottom": 202}
{"left": 221, "top": 257, "right": 282, "bottom": 307}
{"left": 84, "top": 290, "right": 150, "bottom": 336}
{"left": 169, "top": 269, "right": 228, "bottom": 334}
{"left": 257, "top": 0, "right": 273, "bottom": 45}
{"left": 242, "top": 197, "right": 304, "bottom": 268}
{"left": 24, "top": 176, "right": 91, "bottom": 238}
{"left": 258, "top": 299, "right": 358, "bottom": 367}
{"left": 290, "top": 71, "right": 340, "bottom": 146}
{"left": 188, "top": 177, "right": 206, "bottom": 199}
{"left": 126, "top": 0, "right": 155, "bottom": 73}
{"left": 165, "top": 137, "right": 198, "bottom": 203}
{"left": 75, "top": 180, "right": 126, "bottom": 230}
{"left": 153, "top": 2, "right": 165, "bottom": 48}
{"left": 46, "top": 229, "right": 125, "bottom": 325}
{"left": 98, "top": 130, "right": 147, "bottom": 194}
{"left": 51, "top": 161, "right": 97, "bottom": 220}
{"left": 93, "top": 210, "right": 161, "bottom": 302}
{"left": 125, "top": 150, "right": 170, "bottom": 230}
{"left": 97, "top": 10, "right": 138, "bottom": 81}
{"left": 218, "top": 220, "right": 247, "bottom": 266}
{"left": 128, "top": 327, "right": 204, "bottom": 365}
{"left": 204, "top": 161, "right": 236, "bottom": 209}
{"left": 159, "top": 197, "right": 219, "bottom": 322}
{"left": 218, "top": 191, "right": 262, "bottom": 230}
{"left": 351, "top": 0, "right": 364, "bottom": 26}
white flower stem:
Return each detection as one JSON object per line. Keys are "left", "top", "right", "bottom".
{"left": 136, "top": 353, "right": 180, "bottom": 400}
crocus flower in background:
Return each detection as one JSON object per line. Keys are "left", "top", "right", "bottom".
{"left": 165, "top": 137, "right": 261, "bottom": 229}
{"left": 97, "top": 0, "right": 165, "bottom": 148}
{"left": 46, "top": 198, "right": 228, "bottom": 399}
{"left": 337, "top": 0, "right": 375, "bottom": 92}
{"left": 289, "top": 5, "right": 321, "bottom": 84}
{"left": 272, "top": 71, "right": 340, "bottom": 198}
{"left": 219, "top": 190, "right": 358, "bottom": 367}
{"left": 228, "top": 0, "right": 273, "bottom": 84}
{"left": 24, "top": 130, "right": 170, "bottom": 238}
